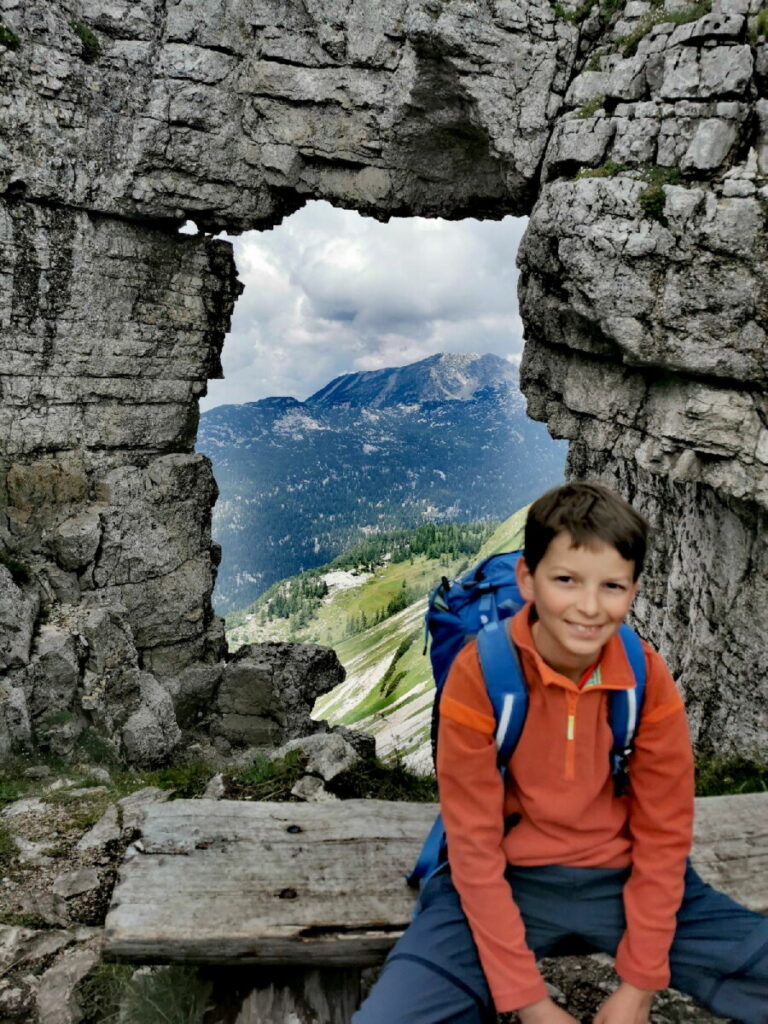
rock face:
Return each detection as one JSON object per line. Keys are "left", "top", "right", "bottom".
{"left": 517, "top": 0, "right": 768, "bottom": 755}
{"left": 0, "top": 0, "right": 766, "bottom": 759}
{"left": 215, "top": 642, "right": 345, "bottom": 747}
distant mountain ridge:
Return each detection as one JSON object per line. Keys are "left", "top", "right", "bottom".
{"left": 198, "top": 353, "right": 566, "bottom": 614}
{"left": 309, "top": 352, "right": 515, "bottom": 407}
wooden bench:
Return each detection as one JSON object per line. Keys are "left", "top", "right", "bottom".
{"left": 105, "top": 793, "right": 768, "bottom": 1024}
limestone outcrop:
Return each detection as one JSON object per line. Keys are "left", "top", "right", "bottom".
{"left": 518, "top": 0, "right": 767, "bottom": 753}
{"left": 0, "top": 0, "right": 766, "bottom": 760}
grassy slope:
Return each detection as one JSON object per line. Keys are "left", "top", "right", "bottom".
{"left": 226, "top": 508, "right": 528, "bottom": 768}
{"left": 312, "top": 507, "right": 528, "bottom": 768}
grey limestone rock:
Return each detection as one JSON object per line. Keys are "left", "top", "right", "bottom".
{"left": 36, "top": 946, "right": 100, "bottom": 1024}
{"left": 52, "top": 510, "right": 104, "bottom": 572}
{"left": 278, "top": 730, "right": 361, "bottom": 783}
{"left": 216, "top": 643, "right": 345, "bottom": 747}
{"left": 0, "top": 567, "right": 39, "bottom": 672}
{"left": 121, "top": 673, "right": 182, "bottom": 766}
{"left": 0, "top": 677, "right": 31, "bottom": 754}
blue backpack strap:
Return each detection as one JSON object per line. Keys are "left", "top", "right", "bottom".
{"left": 476, "top": 619, "right": 528, "bottom": 767}
{"left": 406, "top": 811, "right": 447, "bottom": 889}
{"left": 609, "top": 625, "right": 647, "bottom": 796}
{"left": 407, "top": 621, "right": 527, "bottom": 890}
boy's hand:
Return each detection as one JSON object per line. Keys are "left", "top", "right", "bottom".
{"left": 516, "top": 996, "right": 580, "bottom": 1024}
{"left": 593, "top": 981, "right": 654, "bottom": 1024}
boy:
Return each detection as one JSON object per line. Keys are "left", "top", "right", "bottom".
{"left": 354, "top": 482, "right": 768, "bottom": 1024}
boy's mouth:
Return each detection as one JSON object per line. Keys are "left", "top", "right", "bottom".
{"left": 566, "top": 622, "right": 606, "bottom": 635}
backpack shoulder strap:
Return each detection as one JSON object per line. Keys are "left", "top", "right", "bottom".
{"left": 609, "top": 624, "right": 648, "bottom": 795}
{"left": 476, "top": 619, "right": 528, "bottom": 767}
{"left": 407, "top": 621, "right": 527, "bottom": 889}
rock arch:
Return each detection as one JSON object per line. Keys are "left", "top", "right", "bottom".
{"left": 0, "top": 0, "right": 765, "bottom": 761}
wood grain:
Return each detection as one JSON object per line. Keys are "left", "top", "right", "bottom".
{"left": 105, "top": 793, "right": 768, "bottom": 965}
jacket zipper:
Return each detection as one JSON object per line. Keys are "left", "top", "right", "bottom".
{"left": 565, "top": 692, "right": 578, "bottom": 781}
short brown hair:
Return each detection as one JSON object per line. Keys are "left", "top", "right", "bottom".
{"left": 524, "top": 482, "right": 648, "bottom": 581}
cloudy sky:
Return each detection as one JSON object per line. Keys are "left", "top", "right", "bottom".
{"left": 199, "top": 201, "right": 529, "bottom": 411}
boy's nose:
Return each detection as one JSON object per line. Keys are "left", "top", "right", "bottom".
{"left": 576, "top": 589, "right": 600, "bottom": 616}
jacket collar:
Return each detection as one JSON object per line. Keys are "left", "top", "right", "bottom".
{"left": 510, "top": 602, "right": 635, "bottom": 692}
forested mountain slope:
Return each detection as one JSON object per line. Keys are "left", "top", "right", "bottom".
{"left": 199, "top": 353, "right": 565, "bottom": 614}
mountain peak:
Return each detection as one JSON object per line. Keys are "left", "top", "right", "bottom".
{"left": 307, "top": 352, "right": 517, "bottom": 408}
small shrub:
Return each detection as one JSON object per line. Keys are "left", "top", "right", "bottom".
{"left": 638, "top": 183, "right": 667, "bottom": 222}
{"left": 0, "top": 824, "right": 17, "bottom": 867}
{"left": 555, "top": 0, "right": 622, "bottom": 23}
{"left": 119, "top": 966, "right": 212, "bottom": 1024}
{"left": 576, "top": 95, "right": 606, "bottom": 119}
{"left": 749, "top": 8, "right": 768, "bottom": 42}
{"left": 695, "top": 755, "right": 768, "bottom": 797}
{"left": 637, "top": 165, "right": 681, "bottom": 225}
{"left": 575, "top": 160, "right": 627, "bottom": 179}
{"left": 599, "top": 0, "right": 625, "bottom": 21}
{"left": 39, "top": 709, "right": 75, "bottom": 730}
{"left": 0, "top": 779, "right": 22, "bottom": 805}
{"left": 0, "top": 911, "right": 54, "bottom": 929}
{"left": 0, "top": 550, "right": 30, "bottom": 584}
{"left": 142, "top": 761, "right": 213, "bottom": 798}
{"left": 225, "top": 749, "right": 308, "bottom": 801}
{"left": 0, "top": 22, "right": 20, "bottom": 50}
{"left": 69, "top": 19, "right": 100, "bottom": 63}
{"left": 327, "top": 754, "right": 438, "bottom": 802}
{"left": 77, "top": 727, "right": 121, "bottom": 767}
{"left": 78, "top": 963, "right": 133, "bottom": 1024}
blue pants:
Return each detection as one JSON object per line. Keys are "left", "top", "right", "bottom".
{"left": 354, "top": 863, "right": 768, "bottom": 1024}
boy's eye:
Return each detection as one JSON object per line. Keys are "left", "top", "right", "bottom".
{"left": 605, "top": 582, "right": 627, "bottom": 591}
{"left": 555, "top": 575, "right": 573, "bottom": 584}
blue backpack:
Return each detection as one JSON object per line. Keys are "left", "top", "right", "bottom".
{"left": 407, "top": 550, "right": 647, "bottom": 888}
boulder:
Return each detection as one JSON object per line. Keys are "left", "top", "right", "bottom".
{"left": 0, "top": 566, "right": 39, "bottom": 671}
{"left": 216, "top": 643, "right": 345, "bottom": 748}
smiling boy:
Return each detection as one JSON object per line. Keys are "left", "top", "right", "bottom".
{"left": 354, "top": 482, "right": 768, "bottom": 1024}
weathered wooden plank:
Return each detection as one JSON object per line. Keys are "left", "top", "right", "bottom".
{"left": 690, "top": 792, "right": 768, "bottom": 910}
{"left": 105, "top": 793, "right": 768, "bottom": 965}
{"left": 106, "top": 799, "right": 424, "bottom": 964}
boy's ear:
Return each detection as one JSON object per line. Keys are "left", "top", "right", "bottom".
{"left": 516, "top": 554, "right": 535, "bottom": 603}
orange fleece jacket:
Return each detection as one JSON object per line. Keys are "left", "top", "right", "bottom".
{"left": 436, "top": 604, "right": 694, "bottom": 1013}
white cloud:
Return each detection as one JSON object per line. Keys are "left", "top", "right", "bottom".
{"left": 199, "top": 202, "right": 528, "bottom": 410}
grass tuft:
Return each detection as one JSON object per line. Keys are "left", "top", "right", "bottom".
{"left": 0, "top": 823, "right": 18, "bottom": 867}
{"left": 617, "top": 0, "right": 712, "bottom": 57}
{"left": 0, "top": 22, "right": 20, "bottom": 50}
{"left": 76, "top": 727, "right": 121, "bottom": 767}
{"left": 0, "top": 550, "right": 30, "bottom": 584}
{"left": 69, "top": 19, "right": 100, "bottom": 63}
{"left": 327, "top": 754, "right": 438, "bottom": 802}
{"left": 749, "top": 8, "right": 768, "bottom": 42}
{"left": 225, "top": 750, "right": 308, "bottom": 801}
{"left": 576, "top": 160, "right": 628, "bottom": 179}
{"left": 637, "top": 165, "right": 681, "bottom": 224}
{"left": 695, "top": 755, "right": 768, "bottom": 797}
{"left": 0, "top": 910, "right": 55, "bottom": 929}
{"left": 138, "top": 761, "right": 213, "bottom": 798}
{"left": 576, "top": 95, "right": 606, "bottom": 119}
{"left": 78, "top": 964, "right": 211, "bottom": 1024}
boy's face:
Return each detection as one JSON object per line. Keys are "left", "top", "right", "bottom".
{"left": 516, "top": 531, "right": 639, "bottom": 682}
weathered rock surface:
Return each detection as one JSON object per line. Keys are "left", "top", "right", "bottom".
{"left": 0, "top": 0, "right": 578, "bottom": 230}
{"left": 215, "top": 642, "right": 346, "bottom": 747}
{"left": 518, "top": 0, "right": 768, "bottom": 754}
{"left": 0, "top": 0, "right": 766, "bottom": 761}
